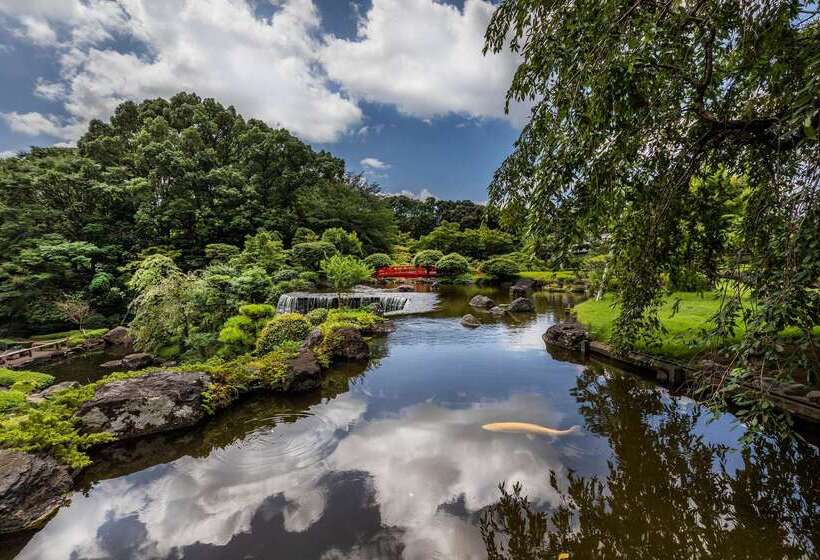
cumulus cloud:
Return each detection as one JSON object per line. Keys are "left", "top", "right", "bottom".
{"left": 0, "top": 0, "right": 527, "bottom": 145}
{"left": 360, "top": 157, "right": 390, "bottom": 170}
{"left": 0, "top": 150, "right": 18, "bottom": 158}
{"left": 322, "top": 0, "right": 529, "bottom": 125}
{"left": 392, "top": 188, "right": 436, "bottom": 200}
{"left": 0, "top": 0, "right": 362, "bottom": 143}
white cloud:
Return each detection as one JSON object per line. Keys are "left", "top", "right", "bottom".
{"left": 0, "top": 0, "right": 362, "bottom": 143}
{"left": 33, "top": 79, "right": 67, "bottom": 101}
{"left": 360, "top": 157, "right": 390, "bottom": 170}
{"left": 393, "top": 188, "right": 436, "bottom": 200}
{"left": 322, "top": 0, "right": 529, "bottom": 125}
{"left": 0, "top": 150, "right": 18, "bottom": 158}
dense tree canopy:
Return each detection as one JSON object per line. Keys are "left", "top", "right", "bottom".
{"left": 385, "top": 195, "right": 500, "bottom": 238}
{"left": 485, "top": 1, "right": 820, "bottom": 401}
{"left": 0, "top": 92, "right": 397, "bottom": 333}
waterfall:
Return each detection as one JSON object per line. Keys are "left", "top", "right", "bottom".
{"left": 276, "top": 291, "right": 437, "bottom": 316}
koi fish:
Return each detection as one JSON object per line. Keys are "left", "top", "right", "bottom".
{"left": 481, "top": 422, "right": 580, "bottom": 436}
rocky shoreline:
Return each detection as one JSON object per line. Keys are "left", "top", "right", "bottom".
{"left": 0, "top": 322, "right": 393, "bottom": 535}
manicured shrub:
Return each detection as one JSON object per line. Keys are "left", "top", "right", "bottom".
{"left": 237, "top": 304, "right": 276, "bottom": 321}
{"left": 291, "top": 241, "right": 338, "bottom": 270}
{"left": 256, "top": 313, "right": 312, "bottom": 354}
{"left": 482, "top": 256, "right": 520, "bottom": 280}
{"left": 413, "top": 249, "right": 443, "bottom": 268}
{"left": 272, "top": 269, "right": 300, "bottom": 283}
{"left": 321, "top": 227, "right": 363, "bottom": 256}
{"left": 435, "top": 253, "right": 469, "bottom": 277}
{"left": 306, "top": 308, "right": 329, "bottom": 325}
{"left": 364, "top": 253, "right": 393, "bottom": 269}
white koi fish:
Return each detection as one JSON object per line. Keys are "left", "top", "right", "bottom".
{"left": 482, "top": 422, "right": 580, "bottom": 436}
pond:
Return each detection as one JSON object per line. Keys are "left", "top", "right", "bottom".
{"left": 3, "top": 286, "right": 819, "bottom": 559}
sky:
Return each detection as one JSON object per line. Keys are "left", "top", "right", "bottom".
{"left": 0, "top": 0, "right": 527, "bottom": 202}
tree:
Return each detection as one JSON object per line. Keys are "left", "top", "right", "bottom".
{"left": 321, "top": 227, "right": 363, "bottom": 256}
{"left": 54, "top": 295, "right": 94, "bottom": 334}
{"left": 413, "top": 249, "right": 444, "bottom": 269}
{"left": 484, "top": 0, "right": 820, "bottom": 425}
{"left": 320, "top": 255, "right": 373, "bottom": 298}
{"left": 364, "top": 253, "right": 393, "bottom": 269}
{"left": 435, "top": 253, "right": 470, "bottom": 277}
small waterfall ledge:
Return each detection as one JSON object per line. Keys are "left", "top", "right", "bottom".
{"left": 276, "top": 291, "right": 438, "bottom": 316}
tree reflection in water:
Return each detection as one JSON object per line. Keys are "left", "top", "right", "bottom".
{"left": 481, "top": 366, "right": 820, "bottom": 559}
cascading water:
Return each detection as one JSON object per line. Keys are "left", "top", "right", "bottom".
{"left": 276, "top": 291, "right": 437, "bottom": 315}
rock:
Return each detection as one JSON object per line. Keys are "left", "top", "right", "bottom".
{"left": 0, "top": 450, "right": 73, "bottom": 534}
{"left": 542, "top": 321, "right": 589, "bottom": 352}
{"left": 362, "top": 320, "right": 397, "bottom": 336}
{"left": 508, "top": 297, "right": 535, "bottom": 313}
{"left": 76, "top": 371, "right": 211, "bottom": 441}
{"left": 489, "top": 306, "right": 507, "bottom": 317}
{"left": 303, "top": 328, "right": 370, "bottom": 362}
{"left": 469, "top": 295, "right": 495, "bottom": 309}
{"left": 510, "top": 285, "right": 528, "bottom": 299}
{"left": 27, "top": 381, "right": 80, "bottom": 403}
{"left": 461, "top": 314, "right": 480, "bottom": 328}
{"left": 102, "top": 326, "right": 133, "bottom": 349}
{"left": 100, "top": 352, "right": 157, "bottom": 371}
{"left": 281, "top": 348, "right": 323, "bottom": 392}
{"left": 328, "top": 328, "right": 370, "bottom": 361}
{"left": 397, "top": 284, "right": 415, "bottom": 292}
{"left": 806, "top": 391, "right": 820, "bottom": 404}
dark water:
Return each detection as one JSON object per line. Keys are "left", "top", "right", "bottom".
{"left": 5, "top": 287, "right": 819, "bottom": 559}
{"left": 36, "top": 348, "right": 131, "bottom": 384}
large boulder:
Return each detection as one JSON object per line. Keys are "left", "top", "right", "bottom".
{"left": 542, "top": 321, "right": 589, "bottom": 353}
{"left": 461, "top": 314, "right": 481, "bottom": 328}
{"left": 489, "top": 306, "right": 507, "bottom": 317}
{"left": 510, "top": 279, "right": 535, "bottom": 299}
{"left": 0, "top": 450, "right": 73, "bottom": 534}
{"left": 469, "top": 295, "right": 495, "bottom": 309}
{"left": 280, "top": 348, "right": 324, "bottom": 392}
{"left": 508, "top": 297, "right": 535, "bottom": 313}
{"left": 102, "top": 326, "right": 133, "bottom": 350}
{"left": 76, "top": 371, "right": 211, "bottom": 441}
{"left": 303, "top": 328, "right": 370, "bottom": 362}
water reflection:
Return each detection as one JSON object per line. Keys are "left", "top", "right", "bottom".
{"left": 481, "top": 369, "right": 820, "bottom": 559}
{"left": 4, "top": 287, "right": 819, "bottom": 560}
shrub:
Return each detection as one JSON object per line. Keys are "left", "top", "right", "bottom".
{"left": 321, "top": 227, "right": 363, "bottom": 256}
{"left": 298, "top": 271, "right": 319, "bottom": 285}
{"left": 482, "top": 256, "right": 520, "bottom": 280}
{"left": 320, "top": 255, "right": 373, "bottom": 293}
{"left": 0, "top": 368, "right": 55, "bottom": 393}
{"left": 272, "top": 269, "right": 300, "bottom": 283}
{"left": 291, "top": 241, "right": 338, "bottom": 270}
{"left": 435, "top": 253, "right": 469, "bottom": 277}
{"left": 219, "top": 304, "right": 276, "bottom": 357}
{"left": 256, "top": 313, "right": 312, "bottom": 354}
{"left": 237, "top": 304, "right": 276, "bottom": 321}
{"left": 413, "top": 249, "right": 443, "bottom": 268}
{"left": 292, "top": 226, "right": 318, "bottom": 244}
{"left": 307, "top": 308, "right": 329, "bottom": 325}
{"left": 364, "top": 253, "right": 393, "bottom": 269}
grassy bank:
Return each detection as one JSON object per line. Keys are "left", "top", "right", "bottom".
{"left": 519, "top": 270, "right": 579, "bottom": 283}
{"left": 29, "top": 328, "right": 108, "bottom": 346}
{"left": 574, "top": 292, "right": 741, "bottom": 360}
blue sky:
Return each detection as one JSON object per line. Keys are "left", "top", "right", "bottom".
{"left": 0, "top": 0, "right": 525, "bottom": 201}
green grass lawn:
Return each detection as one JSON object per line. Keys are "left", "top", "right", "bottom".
{"left": 574, "top": 292, "right": 744, "bottom": 360}
{"left": 29, "top": 328, "right": 108, "bottom": 346}
{"left": 519, "top": 270, "right": 579, "bottom": 283}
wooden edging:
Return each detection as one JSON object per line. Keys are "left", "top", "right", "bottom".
{"left": 578, "top": 339, "right": 820, "bottom": 426}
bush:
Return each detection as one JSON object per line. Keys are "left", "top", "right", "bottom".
{"left": 482, "top": 256, "right": 520, "bottom": 280}
{"left": 292, "top": 226, "right": 318, "bottom": 244}
{"left": 298, "top": 271, "right": 319, "bottom": 285}
{"left": 291, "top": 241, "right": 338, "bottom": 270}
{"left": 364, "top": 253, "right": 393, "bottom": 269}
{"left": 321, "top": 228, "right": 363, "bottom": 256}
{"left": 0, "top": 368, "right": 55, "bottom": 393}
{"left": 413, "top": 249, "right": 444, "bottom": 268}
{"left": 435, "top": 253, "right": 469, "bottom": 277}
{"left": 272, "top": 269, "right": 300, "bottom": 283}
{"left": 320, "top": 255, "right": 373, "bottom": 293}
{"left": 306, "top": 308, "right": 329, "bottom": 325}
{"left": 256, "top": 313, "right": 312, "bottom": 354}
{"left": 218, "top": 305, "right": 276, "bottom": 357}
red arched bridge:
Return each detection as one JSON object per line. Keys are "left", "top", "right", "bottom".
{"left": 375, "top": 265, "right": 437, "bottom": 279}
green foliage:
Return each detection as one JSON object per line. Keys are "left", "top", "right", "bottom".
{"left": 306, "top": 308, "right": 329, "bottom": 326}
{"left": 237, "top": 303, "right": 276, "bottom": 321}
{"left": 364, "top": 253, "right": 393, "bottom": 269}
{"left": 291, "top": 241, "right": 338, "bottom": 270}
{"left": 30, "top": 328, "right": 108, "bottom": 346}
{"left": 384, "top": 195, "right": 500, "bottom": 238}
{"left": 414, "top": 222, "right": 515, "bottom": 260}
{"left": 217, "top": 304, "right": 275, "bottom": 357}
{"left": 484, "top": 1, "right": 820, "bottom": 428}
{"left": 272, "top": 269, "right": 300, "bottom": 283}
{"left": 324, "top": 309, "right": 380, "bottom": 331}
{"left": 0, "top": 368, "right": 54, "bottom": 393}
{"left": 321, "top": 227, "right": 363, "bottom": 256}
{"left": 0, "top": 391, "right": 27, "bottom": 414}
{"left": 320, "top": 255, "right": 373, "bottom": 293}
{"left": 482, "top": 257, "right": 520, "bottom": 280}
{"left": 413, "top": 249, "right": 444, "bottom": 268}
{"left": 255, "top": 313, "right": 311, "bottom": 354}
{"left": 204, "top": 243, "right": 240, "bottom": 263}
{"left": 292, "top": 227, "right": 318, "bottom": 244}
{"left": 435, "top": 253, "right": 470, "bottom": 277}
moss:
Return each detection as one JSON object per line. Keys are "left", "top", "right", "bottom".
{"left": 0, "top": 391, "right": 27, "bottom": 414}
{"left": 30, "top": 328, "right": 108, "bottom": 346}
{"left": 0, "top": 368, "right": 54, "bottom": 393}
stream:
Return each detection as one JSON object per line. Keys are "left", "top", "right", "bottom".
{"left": 3, "top": 286, "right": 819, "bottom": 559}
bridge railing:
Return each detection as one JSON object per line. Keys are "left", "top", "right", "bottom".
{"left": 0, "top": 338, "right": 68, "bottom": 365}
{"left": 374, "top": 265, "right": 437, "bottom": 278}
